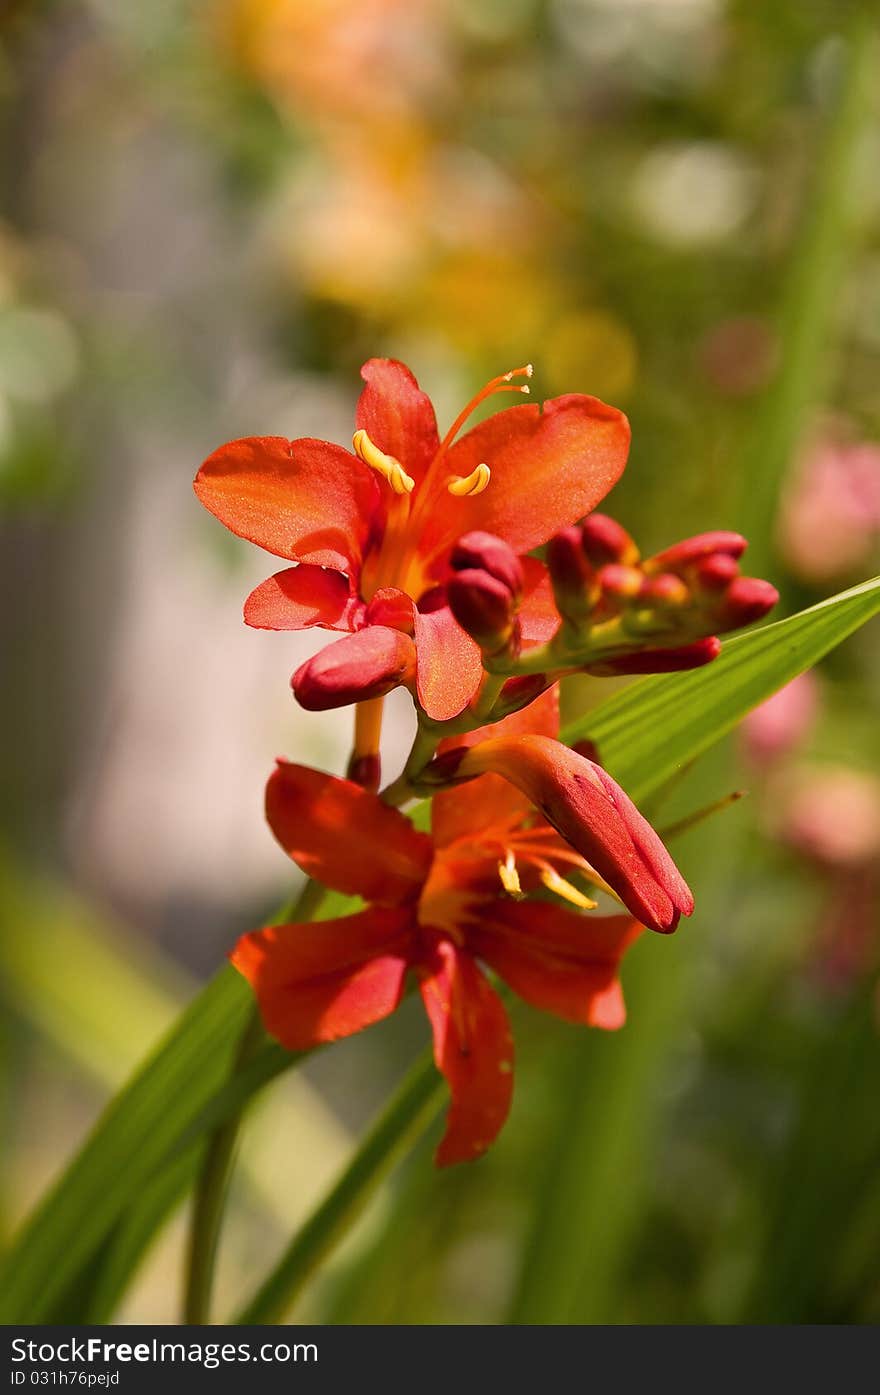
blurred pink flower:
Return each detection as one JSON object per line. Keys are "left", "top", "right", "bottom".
{"left": 780, "top": 766, "right": 880, "bottom": 869}
{"left": 779, "top": 435, "right": 880, "bottom": 583}
{"left": 740, "top": 671, "right": 819, "bottom": 766}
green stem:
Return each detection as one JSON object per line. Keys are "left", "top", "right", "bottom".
{"left": 234, "top": 1048, "right": 444, "bottom": 1324}
{"left": 181, "top": 877, "right": 326, "bottom": 1323}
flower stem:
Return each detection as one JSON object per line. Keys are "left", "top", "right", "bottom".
{"left": 181, "top": 876, "right": 326, "bottom": 1323}
{"left": 234, "top": 1047, "right": 445, "bottom": 1324}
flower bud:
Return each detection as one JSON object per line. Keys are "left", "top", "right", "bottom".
{"left": 583, "top": 636, "right": 722, "bottom": 674}
{"left": 547, "top": 526, "right": 599, "bottom": 625}
{"left": 640, "top": 572, "right": 690, "bottom": 608}
{"left": 717, "top": 576, "right": 779, "bottom": 628}
{"left": 447, "top": 569, "right": 519, "bottom": 656}
{"left": 292, "top": 626, "right": 416, "bottom": 710}
{"left": 598, "top": 563, "right": 643, "bottom": 601}
{"left": 454, "top": 735, "right": 694, "bottom": 932}
{"left": 644, "top": 531, "right": 747, "bottom": 573}
{"left": 694, "top": 553, "right": 739, "bottom": 592}
{"left": 450, "top": 531, "right": 523, "bottom": 599}
{"left": 580, "top": 514, "right": 640, "bottom": 567}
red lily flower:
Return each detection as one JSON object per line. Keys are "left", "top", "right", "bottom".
{"left": 231, "top": 692, "right": 642, "bottom": 1165}
{"left": 194, "top": 359, "right": 630, "bottom": 720}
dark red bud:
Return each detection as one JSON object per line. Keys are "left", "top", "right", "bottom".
{"left": 580, "top": 513, "right": 640, "bottom": 567}
{"left": 641, "top": 572, "right": 690, "bottom": 607}
{"left": 292, "top": 625, "right": 416, "bottom": 710}
{"left": 346, "top": 752, "right": 381, "bottom": 792}
{"left": 583, "top": 637, "right": 722, "bottom": 674}
{"left": 645, "top": 531, "right": 747, "bottom": 572}
{"left": 599, "top": 563, "right": 644, "bottom": 601}
{"left": 695, "top": 553, "right": 739, "bottom": 591}
{"left": 450, "top": 531, "right": 523, "bottom": 598}
{"left": 718, "top": 576, "right": 779, "bottom": 628}
{"left": 547, "top": 526, "right": 599, "bottom": 623}
{"left": 447, "top": 569, "right": 517, "bottom": 654}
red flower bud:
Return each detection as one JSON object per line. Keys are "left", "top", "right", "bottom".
{"left": 346, "top": 751, "right": 381, "bottom": 792}
{"left": 644, "top": 531, "right": 747, "bottom": 572}
{"left": 547, "top": 526, "right": 599, "bottom": 624}
{"left": 599, "top": 563, "right": 644, "bottom": 601}
{"left": 694, "top": 553, "right": 739, "bottom": 591}
{"left": 292, "top": 625, "right": 416, "bottom": 710}
{"left": 583, "top": 636, "right": 722, "bottom": 674}
{"left": 447, "top": 569, "right": 518, "bottom": 655}
{"left": 718, "top": 576, "right": 779, "bottom": 628}
{"left": 455, "top": 736, "right": 694, "bottom": 932}
{"left": 450, "top": 531, "right": 523, "bottom": 599}
{"left": 580, "top": 513, "right": 640, "bottom": 567}
{"left": 640, "top": 572, "right": 690, "bottom": 607}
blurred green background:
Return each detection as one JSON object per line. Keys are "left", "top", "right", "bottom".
{"left": 1, "top": 0, "right": 878, "bottom": 1324}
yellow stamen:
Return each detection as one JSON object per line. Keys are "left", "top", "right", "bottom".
{"left": 352, "top": 429, "right": 414, "bottom": 496}
{"left": 540, "top": 866, "right": 598, "bottom": 911}
{"left": 498, "top": 849, "right": 524, "bottom": 898}
{"left": 447, "top": 462, "right": 491, "bottom": 497}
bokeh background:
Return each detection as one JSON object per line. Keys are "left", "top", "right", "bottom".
{"left": 2, "top": 0, "right": 879, "bottom": 1323}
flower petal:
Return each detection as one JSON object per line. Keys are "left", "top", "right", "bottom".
{"left": 418, "top": 394, "right": 630, "bottom": 565}
{"left": 231, "top": 906, "right": 415, "bottom": 1050}
{"left": 413, "top": 605, "right": 483, "bottom": 722}
{"left": 472, "top": 902, "right": 641, "bottom": 1029}
{"left": 266, "top": 760, "right": 432, "bottom": 903}
{"left": 357, "top": 359, "right": 441, "bottom": 484}
{"left": 518, "top": 557, "right": 561, "bottom": 647}
{"left": 194, "top": 436, "right": 379, "bottom": 572}
{"left": 418, "top": 937, "right": 514, "bottom": 1166}
{"left": 244, "top": 565, "right": 363, "bottom": 631}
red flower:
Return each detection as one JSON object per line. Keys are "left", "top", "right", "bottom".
{"left": 232, "top": 692, "right": 643, "bottom": 1165}
{"left": 195, "top": 359, "right": 630, "bottom": 720}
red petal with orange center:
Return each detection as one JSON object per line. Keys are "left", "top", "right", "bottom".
{"left": 244, "top": 564, "right": 363, "bottom": 631}
{"left": 471, "top": 903, "right": 641, "bottom": 1029}
{"left": 266, "top": 760, "right": 432, "bottom": 904}
{"left": 418, "top": 394, "right": 630, "bottom": 567}
{"left": 418, "top": 936, "right": 514, "bottom": 1167}
{"left": 231, "top": 906, "right": 415, "bottom": 1050}
{"left": 356, "top": 358, "right": 441, "bottom": 485}
{"left": 194, "top": 435, "right": 379, "bottom": 572}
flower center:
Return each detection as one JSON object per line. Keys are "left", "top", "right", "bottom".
{"left": 354, "top": 364, "right": 533, "bottom": 601}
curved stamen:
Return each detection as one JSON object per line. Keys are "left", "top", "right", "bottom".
{"left": 498, "top": 849, "right": 524, "bottom": 898}
{"left": 448, "top": 463, "right": 491, "bottom": 498}
{"left": 538, "top": 865, "right": 598, "bottom": 911}
{"left": 352, "top": 429, "right": 415, "bottom": 495}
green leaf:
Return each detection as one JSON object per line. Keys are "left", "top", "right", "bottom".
{"left": 566, "top": 574, "right": 880, "bottom": 801}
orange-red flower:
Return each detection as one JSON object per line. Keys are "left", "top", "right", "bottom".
{"left": 194, "top": 359, "right": 630, "bottom": 720}
{"left": 232, "top": 692, "right": 644, "bottom": 1164}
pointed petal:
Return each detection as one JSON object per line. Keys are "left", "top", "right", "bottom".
{"left": 418, "top": 937, "right": 514, "bottom": 1166}
{"left": 357, "top": 359, "right": 440, "bottom": 484}
{"left": 232, "top": 906, "right": 414, "bottom": 1049}
{"left": 432, "top": 686, "right": 561, "bottom": 846}
{"left": 518, "top": 557, "right": 561, "bottom": 646}
{"left": 194, "top": 436, "right": 379, "bottom": 572}
{"left": 413, "top": 605, "right": 483, "bottom": 722}
{"left": 418, "top": 395, "right": 630, "bottom": 565}
{"left": 266, "top": 760, "right": 432, "bottom": 903}
{"left": 472, "top": 902, "right": 641, "bottom": 1029}
{"left": 244, "top": 565, "right": 363, "bottom": 631}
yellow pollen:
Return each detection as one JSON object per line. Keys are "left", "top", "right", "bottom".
{"left": 540, "top": 866, "right": 598, "bottom": 911}
{"left": 504, "top": 363, "right": 533, "bottom": 381}
{"left": 498, "top": 849, "right": 524, "bottom": 898}
{"left": 448, "top": 462, "right": 491, "bottom": 498}
{"left": 352, "top": 429, "right": 414, "bottom": 495}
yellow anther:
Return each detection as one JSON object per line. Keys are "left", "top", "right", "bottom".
{"left": 540, "top": 867, "right": 598, "bottom": 910}
{"left": 352, "top": 429, "right": 414, "bottom": 495}
{"left": 503, "top": 363, "right": 533, "bottom": 381}
{"left": 448, "top": 462, "right": 491, "bottom": 498}
{"left": 498, "top": 849, "right": 523, "bottom": 898}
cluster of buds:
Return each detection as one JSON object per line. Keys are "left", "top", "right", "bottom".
{"left": 547, "top": 516, "right": 778, "bottom": 674}
{"left": 446, "top": 531, "right": 524, "bottom": 664}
